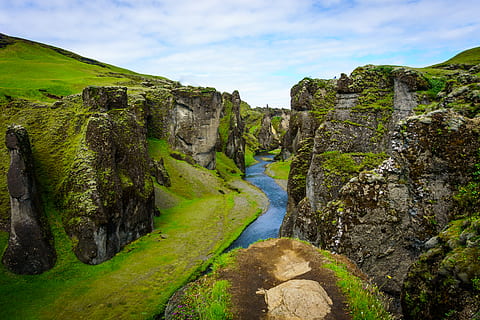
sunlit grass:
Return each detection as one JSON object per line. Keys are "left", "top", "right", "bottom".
{"left": 266, "top": 159, "right": 291, "bottom": 180}
{"left": 321, "top": 251, "right": 394, "bottom": 320}
{"left": 0, "top": 138, "right": 266, "bottom": 319}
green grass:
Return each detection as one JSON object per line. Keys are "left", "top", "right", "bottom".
{"left": 0, "top": 138, "right": 267, "bottom": 320}
{"left": 321, "top": 251, "right": 394, "bottom": 320}
{"left": 0, "top": 35, "right": 170, "bottom": 103}
{"left": 244, "top": 146, "right": 258, "bottom": 167}
{"left": 431, "top": 47, "right": 480, "bottom": 67}
{"left": 266, "top": 159, "right": 291, "bottom": 180}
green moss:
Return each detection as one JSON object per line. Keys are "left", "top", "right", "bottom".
{"left": 320, "top": 151, "right": 388, "bottom": 178}
{"left": 244, "top": 146, "right": 257, "bottom": 167}
{"left": 310, "top": 79, "right": 337, "bottom": 121}
{"left": 218, "top": 98, "right": 233, "bottom": 151}
{"left": 321, "top": 250, "right": 394, "bottom": 320}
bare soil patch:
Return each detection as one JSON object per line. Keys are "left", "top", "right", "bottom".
{"left": 220, "top": 238, "right": 353, "bottom": 320}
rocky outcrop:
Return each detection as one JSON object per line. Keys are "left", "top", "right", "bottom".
{"left": 150, "top": 158, "right": 171, "bottom": 187}
{"left": 317, "top": 110, "right": 480, "bottom": 308}
{"left": 168, "top": 87, "right": 223, "bottom": 170}
{"left": 256, "top": 107, "right": 290, "bottom": 152}
{"left": 61, "top": 87, "right": 154, "bottom": 265}
{"left": 278, "top": 66, "right": 480, "bottom": 315}
{"left": 280, "top": 67, "right": 428, "bottom": 243}
{"left": 279, "top": 78, "right": 328, "bottom": 239}
{"left": 2, "top": 125, "right": 56, "bottom": 274}
{"left": 220, "top": 91, "right": 246, "bottom": 172}
{"left": 82, "top": 86, "right": 128, "bottom": 111}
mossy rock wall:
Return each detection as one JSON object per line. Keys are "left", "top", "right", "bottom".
{"left": 61, "top": 88, "right": 154, "bottom": 265}
{"left": 317, "top": 110, "right": 480, "bottom": 312}
{"left": 401, "top": 218, "right": 480, "bottom": 320}
{"left": 219, "top": 91, "right": 246, "bottom": 172}
{"left": 281, "top": 67, "right": 424, "bottom": 243}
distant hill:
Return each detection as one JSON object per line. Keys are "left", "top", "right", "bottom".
{"left": 0, "top": 33, "right": 173, "bottom": 103}
{"left": 431, "top": 46, "right": 480, "bottom": 68}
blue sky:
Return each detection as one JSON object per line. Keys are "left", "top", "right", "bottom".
{"left": 1, "top": 0, "right": 479, "bottom": 108}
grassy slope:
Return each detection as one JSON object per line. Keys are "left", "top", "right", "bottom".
{"left": 0, "top": 139, "right": 267, "bottom": 319}
{"left": 0, "top": 35, "right": 268, "bottom": 319}
{"left": 265, "top": 159, "right": 291, "bottom": 180}
{"left": 431, "top": 47, "right": 480, "bottom": 67}
{"left": 0, "top": 34, "right": 169, "bottom": 103}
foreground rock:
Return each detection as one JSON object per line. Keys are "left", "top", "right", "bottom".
{"left": 2, "top": 125, "right": 56, "bottom": 274}
{"left": 258, "top": 279, "right": 333, "bottom": 320}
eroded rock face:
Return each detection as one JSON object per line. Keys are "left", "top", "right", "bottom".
{"left": 318, "top": 110, "right": 480, "bottom": 307}
{"left": 280, "top": 67, "right": 426, "bottom": 244}
{"left": 62, "top": 88, "right": 155, "bottom": 264}
{"left": 257, "top": 108, "right": 290, "bottom": 152}
{"left": 2, "top": 125, "right": 56, "bottom": 274}
{"left": 169, "top": 87, "right": 222, "bottom": 169}
{"left": 221, "top": 91, "right": 246, "bottom": 172}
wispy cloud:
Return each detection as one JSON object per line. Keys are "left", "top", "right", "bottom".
{"left": 1, "top": 0, "right": 479, "bottom": 108}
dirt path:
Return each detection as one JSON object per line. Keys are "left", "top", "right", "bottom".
{"left": 221, "top": 238, "right": 352, "bottom": 320}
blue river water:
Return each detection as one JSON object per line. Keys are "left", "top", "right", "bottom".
{"left": 226, "top": 154, "right": 288, "bottom": 250}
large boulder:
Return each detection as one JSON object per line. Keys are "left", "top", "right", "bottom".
{"left": 2, "top": 125, "right": 56, "bottom": 274}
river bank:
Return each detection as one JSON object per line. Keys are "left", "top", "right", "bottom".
{"left": 0, "top": 141, "right": 268, "bottom": 320}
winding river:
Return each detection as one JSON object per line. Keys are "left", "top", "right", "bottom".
{"left": 227, "top": 154, "right": 288, "bottom": 250}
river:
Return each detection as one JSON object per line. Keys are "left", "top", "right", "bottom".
{"left": 227, "top": 154, "right": 288, "bottom": 250}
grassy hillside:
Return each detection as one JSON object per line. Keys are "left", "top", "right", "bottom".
{"left": 0, "top": 34, "right": 269, "bottom": 319}
{"left": 0, "top": 33, "right": 173, "bottom": 103}
{"left": 431, "top": 46, "right": 480, "bottom": 68}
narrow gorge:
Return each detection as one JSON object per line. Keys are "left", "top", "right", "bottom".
{"left": 0, "top": 33, "right": 479, "bottom": 319}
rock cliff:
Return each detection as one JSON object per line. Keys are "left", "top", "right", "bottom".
{"left": 168, "top": 87, "right": 223, "bottom": 170}
{"left": 256, "top": 107, "right": 290, "bottom": 151}
{"left": 2, "top": 125, "right": 56, "bottom": 274}
{"left": 219, "top": 91, "right": 246, "bottom": 172}
{"left": 280, "top": 60, "right": 480, "bottom": 316}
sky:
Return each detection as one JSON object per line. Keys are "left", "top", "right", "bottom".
{"left": 1, "top": 0, "right": 479, "bottom": 108}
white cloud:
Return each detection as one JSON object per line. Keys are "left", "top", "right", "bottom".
{"left": 1, "top": 0, "right": 479, "bottom": 108}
